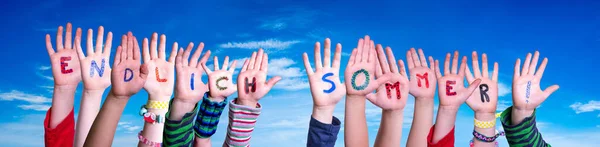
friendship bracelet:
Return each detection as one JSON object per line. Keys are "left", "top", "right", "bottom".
{"left": 146, "top": 100, "right": 169, "bottom": 109}
{"left": 472, "top": 130, "right": 504, "bottom": 142}
{"left": 139, "top": 105, "right": 165, "bottom": 124}
{"left": 469, "top": 140, "right": 499, "bottom": 147}
{"left": 138, "top": 131, "right": 161, "bottom": 147}
{"left": 474, "top": 118, "right": 496, "bottom": 129}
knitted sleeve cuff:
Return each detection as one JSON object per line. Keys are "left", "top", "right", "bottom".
{"left": 194, "top": 93, "right": 227, "bottom": 138}
{"left": 224, "top": 98, "right": 262, "bottom": 147}
{"left": 307, "top": 116, "right": 341, "bottom": 147}
{"left": 163, "top": 100, "right": 198, "bottom": 147}
{"left": 501, "top": 106, "right": 550, "bottom": 147}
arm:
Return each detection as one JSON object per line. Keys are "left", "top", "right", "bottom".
{"left": 74, "top": 26, "right": 113, "bottom": 147}
{"left": 405, "top": 48, "right": 437, "bottom": 147}
{"left": 367, "top": 45, "right": 409, "bottom": 147}
{"left": 465, "top": 51, "right": 499, "bottom": 147}
{"left": 302, "top": 38, "right": 345, "bottom": 147}
{"left": 44, "top": 23, "right": 82, "bottom": 147}
{"left": 84, "top": 32, "right": 147, "bottom": 146}
{"left": 503, "top": 51, "right": 558, "bottom": 146}
{"left": 343, "top": 36, "right": 388, "bottom": 147}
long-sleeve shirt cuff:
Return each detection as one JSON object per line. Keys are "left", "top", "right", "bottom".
{"left": 224, "top": 98, "right": 261, "bottom": 147}
{"left": 501, "top": 106, "right": 551, "bottom": 147}
{"left": 44, "top": 107, "right": 75, "bottom": 147}
{"left": 163, "top": 100, "right": 198, "bottom": 147}
{"left": 306, "top": 116, "right": 341, "bottom": 147}
{"left": 427, "top": 125, "right": 455, "bottom": 147}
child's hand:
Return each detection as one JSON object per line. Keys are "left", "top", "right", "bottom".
{"left": 406, "top": 48, "right": 437, "bottom": 99}
{"left": 45, "top": 23, "right": 82, "bottom": 88}
{"left": 303, "top": 38, "right": 346, "bottom": 110}
{"left": 366, "top": 45, "right": 409, "bottom": 110}
{"left": 435, "top": 51, "right": 481, "bottom": 109}
{"left": 465, "top": 51, "right": 498, "bottom": 113}
{"left": 142, "top": 33, "right": 177, "bottom": 100}
{"left": 344, "top": 36, "right": 388, "bottom": 97}
{"left": 202, "top": 55, "right": 238, "bottom": 102}
{"left": 236, "top": 49, "right": 281, "bottom": 107}
{"left": 512, "top": 51, "right": 559, "bottom": 111}
{"left": 110, "top": 32, "right": 147, "bottom": 98}
{"left": 174, "top": 42, "right": 210, "bottom": 103}
{"left": 76, "top": 26, "right": 112, "bottom": 91}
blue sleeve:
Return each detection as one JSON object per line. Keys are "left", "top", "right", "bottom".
{"left": 307, "top": 116, "right": 341, "bottom": 147}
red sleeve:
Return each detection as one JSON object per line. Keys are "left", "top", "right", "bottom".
{"left": 427, "top": 125, "right": 455, "bottom": 147}
{"left": 44, "top": 107, "right": 75, "bottom": 147}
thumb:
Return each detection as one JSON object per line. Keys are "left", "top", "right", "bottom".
{"left": 461, "top": 79, "right": 482, "bottom": 102}
{"left": 366, "top": 93, "right": 377, "bottom": 104}
{"left": 265, "top": 76, "right": 282, "bottom": 90}
{"left": 139, "top": 64, "right": 149, "bottom": 81}
{"left": 541, "top": 85, "right": 559, "bottom": 101}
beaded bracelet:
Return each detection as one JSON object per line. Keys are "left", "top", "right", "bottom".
{"left": 139, "top": 105, "right": 165, "bottom": 124}
{"left": 138, "top": 131, "right": 161, "bottom": 147}
{"left": 472, "top": 130, "right": 505, "bottom": 142}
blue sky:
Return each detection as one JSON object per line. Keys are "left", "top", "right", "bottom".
{"left": 1, "top": 0, "right": 599, "bottom": 146}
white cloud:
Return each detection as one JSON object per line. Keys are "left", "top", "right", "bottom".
{"left": 233, "top": 57, "right": 249, "bottom": 69}
{"left": 497, "top": 100, "right": 512, "bottom": 111}
{"left": 18, "top": 104, "right": 50, "bottom": 111}
{"left": 0, "top": 90, "right": 51, "bottom": 103}
{"left": 258, "top": 7, "right": 319, "bottom": 31}
{"left": 341, "top": 52, "right": 351, "bottom": 57}
{"left": 570, "top": 100, "right": 600, "bottom": 114}
{"left": 498, "top": 82, "right": 511, "bottom": 97}
{"left": 260, "top": 22, "right": 287, "bottom": 31}
{"left": 268, "top": 58, "right": 304, "bottom": 78}
{"left": 38, "top": 65, "right": 51, "bottom": 70}
{"left": 117, "top": 121, "right": 141, "bottom": 133}
{"left": 218, "top": 39, "right": 300, "bottom": 50}
{"left": 273, "top": 78, "right": 309, "bottom": 90}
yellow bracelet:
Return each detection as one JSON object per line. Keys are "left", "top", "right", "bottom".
{"left": 146, "top": 100, "right": 169, "bottom": 109}
{"left": 474, "top": 118, "right": 496, "bottom": 129}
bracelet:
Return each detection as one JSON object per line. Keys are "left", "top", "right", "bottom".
{"left": 474, "top": 118, "right": 496, "bottom": 129}
{"left": 469, "top": 140, "right": 499, "bottom": 147}
{"left": 472, "top": 130, "right": 505, "bottom": 142}
{"left": 139, "top": 105, "right": 165, "bottom": 124}
{"left": 138, "top": 131, "right": 161, "bottom": 147}
{"left": 146, "top": 100, "right": 169, "bottom": 109}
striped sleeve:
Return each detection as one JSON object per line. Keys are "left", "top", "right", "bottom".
{"left": 224, "top": 99, "right": 261, "bottom": 147}
{"left": 500, "top": 106, "right": 551, "bottom": 147}
{"left": 163, "top": 100, "right": 198, "bottom": 147}
{"left": 194, "top": 94, "right": 227, "bottom": 138}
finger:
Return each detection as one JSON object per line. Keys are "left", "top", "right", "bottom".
{"left": 255, "top": 49, "right": 265, "bottom": 70}
{"left": 104, "top": 32, "right": 113, "bottom": 58}
{"left": 189, "top": 42, "right": 203, "bottom": 67}
{"left": 451, "top": 51, "right": 459, "bottom": 74}
{"left": 465, "top": 64, "right": 474, "bottom": 82}
{"left": 314, "top": 42, "right": 323, "bottom": 71}
{"left": 356, "top": 38, "right": 364, "bottom": 62}
{"left": 386, "top": 47, "right": 399, "bottom": 73}
{"left": 398, "top": 60, "right": 408, "bottom": 77}
{"left": 303, "top": 53, "right": 314, "bottom": 75}
{"left": 462, "top": 79, "right": 482, "bottom": 102}
{"left": 375, "top": 58, "right": 383, "bottom": 76}
{"left": 362, "top": 36, "right": 371, "bottom": 62}
{"left": 542, "top": 85, "right": 559, "bottom": 100}
{"left": 56, "top": 26, "right": 64, "bottom": 50}
{"left": 514, "top": 58, "right": 521, "bottom": 80}
{"left": 213, "top": 56, "right": 220, "bottom": 71}
{"left": 418, "top": 49, "right": 428, "bottom": 67}
{"left": 197, "top": 50, "right": 211, "bottom": 69}
{"left": 95, "top": 26, "right": 105, "bottom": 54}
{"left": 260, "top": 53, "right": 268, "bottom": 72}
{"left": 75, "top": 27, "right": 82, "bottom": 51}
{"left": 201, "top": 61, "right": 213, "bottom": 74}
{"left": 182, "top": 42, "right": 193, "bottom": 66}
{"left": 528, "top": 51, "right": 540, "bottom": 75}
{"left": 348, "top": 48, "right": 358, "bottom": 66}
{"left": 241, "top": 59, "right": 249, "bottom": 72}
{"left": 229, "top": 60, "right": 238, "bottom": 73}
{"left": 45, "top": 34, "right": 55, "bottom": 55}
{"left": 265, "top": 76, "right": 282, "bottom": 90}
{"left": 65, "top": 23, "right": 72, "bottom": 49}
{"left": 366, "top": 93, "right": 377, "bottom": 104}
{"left": 368, "top": 41, "right": 376, "bottom": 63}
{"left": 222, "top": 56, "right": 230, "bottom": 70}
{"left": 332, "top": 43, "right": 342, "bottom": 69}
{"left": 376, "top": 44, "right": 390, "bottom": 73}
{"left": 150, "top": 33, "right": 158, "bottom": 60}
{"left": 159, "top": 34, "right": 166, "bottom": 60}
{"left": 323, "top": 38, "right": 332, "bottom": 68}
{"left": 535, "top": 58, "right": 548, "bottom": 80}
{"left": 458, "top": 56, "right": 467, "bottom": 77}
{"left": 175, "top": 48, "right": 183, "bottom": 68}
{"left": 472, "top": 51, "right": 481, "bottom": 78}
{"left": 120, "top": 35, "right": 127, "bottom": 59}
{"left": 406, "top": 50, "right": 415, "bottom": 69}
{"left": 142, "top": 38, "right": 150, "bottom": 62}
{"left": 444, "top": 53, "right": 451, "bottom": 75}
{"left": 482, "top": 53, "right": 489, "bottom": 78}
{"left": 492, "top": 62, "right": 499, "bottom": 82}
{"left": 428, "top": 56, "right": 435, "bottom": 71}
{"left": 410, "top": 48, "right": 421, "bottom": 67}
{"left": 434, "top": 60, "right": 442, "bottom": 78}
{"left": 248, "top": 51, "right": 257, "bottom": 70}
{"left": 114, "top": 46, "right": 122, "bottom": 66}
{"left": 168, "top": 42, "right": 178, "bottom": 63}
{"left": 126, "top": 32, "right": 134, "bottom": 60}
{"left": 133, "top": 36, "right": 141, "bottom": 61}
{"left": 521, "top": 53, "right": 532, "bottom": 76}
{"left": 75, "top": 37, "right": 85, "bottom": 60}
{"left": 86, "top": 28, "right": 94, "bottom": 56}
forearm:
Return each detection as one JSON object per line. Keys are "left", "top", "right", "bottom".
{"left": 511, "top": 108, "right": 534, "bottom": 125}
{"left": 50, "top": 85, "right": 77, "bottom": 128}
{"left": 75, "top": 89, "right": 104, "bottom": 147}
{"left": 473, "top": 112, "right": 496, "bottom": 147}
{"left": 374, "top": 110, "right": 403, "bottom": 147}
{"left": 431, "top": 106, "right": 458, "bottom": 143}
{"left": 195, "top": 138, "right": 211, "bottom": 147}
{"left": 169, "top": 99, "right": 197, "bottom": 121}
{"left": 139, "top": 96, "right": 169, "bottom": 147}
{"left": 312, "top": 105, "right": 335, "bottom": 124}
{"left": 84, "top": 92, "right": 129, "bottom": 146}
{"left": 406, "top": 98, "right": 434, "bottom": 147}
{"left": 344, "top": 96, "right": 369, "bottom": 147}
{"left": 501, "top": 107, "right": 549, "bottom": 146}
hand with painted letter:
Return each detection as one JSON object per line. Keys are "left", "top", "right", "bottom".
{"left": 202, "top": 55, "right": 238, "bottom": 102}
{"left": 75, "top": 26, "right": 113, "bottom": 90}
{"left": 406, "top": 48, "right": 437, "bottom": 99}
{"left": 110, "top": 32, "right": 148, "bottom": 98}
{"left": 142, "top": 33, "right": 177, "bottom": 100}
{"left": 236, "top": 49, "right": 281, "bottom": 107}
{"left": 435, "top": 51, "right": 481, "bottom": 109}
{"left": 511, "top": 51, "right": 559, "bottom": 119}
{"left": 174, "top": 42, "right": 211, "bottom": 103}
{"left": 366, "top": 45, "right": 409, "bottom": 110}
{"left": 344, "top": 35, "right": 389, "bottom": 97}
{"left": 45, "top": 22, "right": 82, "bottom": 88}
{"left": 465, "top": 51, "right": 499, "bottom": 113}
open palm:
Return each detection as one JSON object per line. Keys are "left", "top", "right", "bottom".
{"left": 465, "top": 51, "right": 499, "bottom": 113}
{"left": 512, "top": 51, "right": 559, "bottom": 111}
{"left": 344, "top": 36, "right": 388, "bottom": 96}
{"left": 45, "top": 23, "right": 82, "bottom": 87}
{"left": 435, "top": 51, "right": 481, "bottom": 108}
{"left": 366, "top": 45, "right": 409, "bottom": 110}
{"left": 202, "top": 56, "right": 238, "bottom": 102}
{"left": 406, "top": 48, "right": 437, "bottom": 99}
{"left": 111, "top": 32, "right": 147, "bottom": 97}
{"left": 303, "top": 38, "right": 346, "bottom": 108}
{"left": 236, "top": 49, "right": 281, "bottom": 103}
{"left": 142, "top": 33, "right": 176, "bottom": 99}
{"left": 76, "top": 26, "right": 112, "bottom": 90}
{"left": 175, "top": 42, "right": 210, "bottom": 103}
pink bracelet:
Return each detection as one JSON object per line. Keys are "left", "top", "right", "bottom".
{"left": 138, "top": 131, "right": 161, "bottom": 147}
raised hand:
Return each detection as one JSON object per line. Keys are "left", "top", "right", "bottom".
{"left": 406, "top": 48, "right": 437, "bottom": 99}
{"left": 435, "top": 51, "right": 481, "bottom": 109}
{"left": 344, "top": 35, "right": 389, "bottom": 97}
{"left": 303, "top": 38, "right": 346, "bottom": 109}
{"left": 202, "top": 55, "right": 238, "bottom": 101}
{"left": 142, "top": 33, "right": 177, "bottom": 99}
{"left": 174, "top": 42, "right": 211, "bottom": 103}
{"left": 110, "top": 32, "right": 147, "bottom": 98}
{"left": 512, "top": 51, "right": 559, "bottom": 112}
{"left": 76, "top": 26, "right": 112, "bottom": 90}
{"left": 236, "top": 49, "right": 281, "bottom": 107}
{"left": 45, "top": 22, "right": 82, "bottom": 88}
{"left": 465, "top": 51, "right": 499, "bottom": 113}
{"left": 366, "top": 45, "right": 409, "bottom": 110}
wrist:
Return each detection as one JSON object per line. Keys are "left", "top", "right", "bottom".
{"left": 474, "top": 112, "right": 496, "bottom": 121}
{"left": 108, "top": 91, "right": 130, "bottom": 100}
{"left": 382, "top": 109, "right": 403, "bottom": 116}
{"left": 208, "top": 93, "right": 226, "bottom": 102}
{"left": 83, "top": 89, "right": 105, "bottom": 97}
{"left": 236, "top": 99, "right": 258, "bottom": 108}
{"left": 148, "top": 95, "right": 171, "bottom": 102}
{"left": 54, "top": 85, "right": 78, "bottom": 92}
{"left": 312, "top": 105, "right": 335, "bottom": 124}
{"left": 438, "top": 106, "right": 460, "bottom": 114}
{"left": 511, "top": 107, "right": 534, "bottom": 124}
